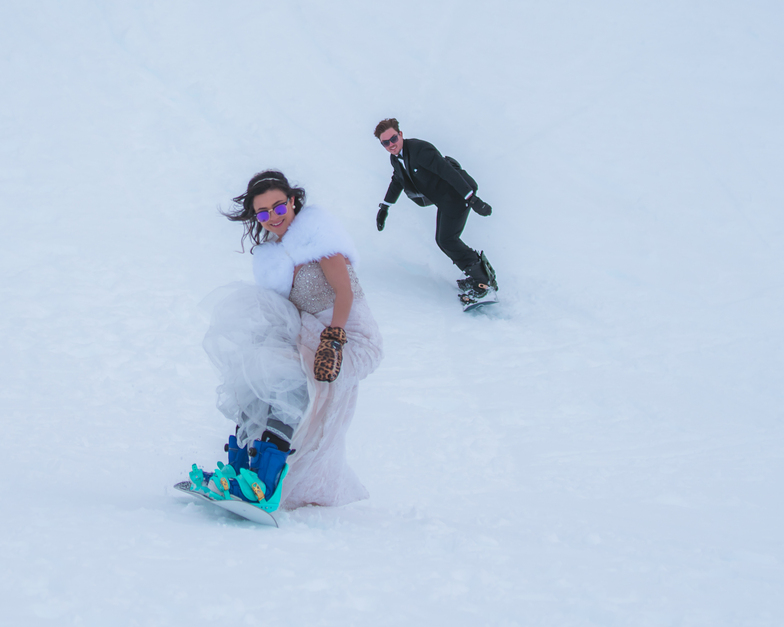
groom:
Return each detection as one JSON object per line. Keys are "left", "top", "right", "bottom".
{"left": 373, "top": 117, "right": 497, "bottom": 299}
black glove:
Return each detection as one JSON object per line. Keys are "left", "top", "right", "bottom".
{"left": 468, "top": 195, "right": 492, "bottom": 216}
{"left": 376, "top": 203, "right": 389, "bottom": 231}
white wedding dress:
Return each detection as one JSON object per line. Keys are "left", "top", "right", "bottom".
{"left": 202, "top": 260, "right": 383, "bottom": 510}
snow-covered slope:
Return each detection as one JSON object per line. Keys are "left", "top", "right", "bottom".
{"left": 1, "top": 1, "right": 782, "bottom": 625}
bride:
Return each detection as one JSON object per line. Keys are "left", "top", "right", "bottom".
{"left": 195, "top": 170, "right": 383, "bottom": 510}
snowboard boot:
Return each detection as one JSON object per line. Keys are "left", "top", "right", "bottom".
{"left": 225, "top": 430, "right": 294, "bottom": 512}
{"left": 223, "top": 433, "right": 250, "bottom": 474}
{"left": 196, "top": 433, "right": 249, "bottom": 482}
{"left": 457, "top": 251, "right": 498, "bottom": 295}
{"left": 457, "top": 252, "right": 499, "bottom": 309}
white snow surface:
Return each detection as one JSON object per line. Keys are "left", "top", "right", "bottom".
{"left": 1, "top": 1, "right": 783, "bottom": 625}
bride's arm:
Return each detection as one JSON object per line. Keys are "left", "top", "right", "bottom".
{"left": 319, "top": 254, "right": 353, "bottom": 329}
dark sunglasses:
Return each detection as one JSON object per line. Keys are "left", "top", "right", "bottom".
{"left": 255, "top": 202, "right": 288, "bottom": 223}
{"left": 380, "top": 133, "right": 400, "bottom": 147}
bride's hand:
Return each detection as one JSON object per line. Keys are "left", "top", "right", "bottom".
{"left": 314, "top": 326, "right": 347, "bottom": 382}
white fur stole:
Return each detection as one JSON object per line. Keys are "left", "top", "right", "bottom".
{"left": 252, "top": 206, "right": 359, "bottom": 298}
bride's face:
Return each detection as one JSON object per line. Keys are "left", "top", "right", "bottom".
{"left": 253, "top": 189, "right": 296, "bottom": 237}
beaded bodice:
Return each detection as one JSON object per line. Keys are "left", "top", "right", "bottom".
{"left": 288, "top": 261, "right": 364, "bottom": 314}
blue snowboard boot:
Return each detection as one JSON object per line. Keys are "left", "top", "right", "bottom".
{"left": 227, "top": 430, "right": 293, "bottom": 512}
{"left": 223, "top": 434, "right": 250, "bottom": 474}
{"left": 192, "top": 433, "right": 250, "bottom": 496}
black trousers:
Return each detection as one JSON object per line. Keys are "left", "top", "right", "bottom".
{"left": 434, "top": 195, "right": 480, "bottom": 272}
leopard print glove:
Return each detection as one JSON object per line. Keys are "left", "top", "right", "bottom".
{"left": 314, "top": 326, "right": 348, "bottom": 382}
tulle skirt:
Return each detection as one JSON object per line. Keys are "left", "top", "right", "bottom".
{"left": 202, "top": 284, "right": 383, "bottom": 509}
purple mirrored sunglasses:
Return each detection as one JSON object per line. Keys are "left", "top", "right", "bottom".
{"left": 255, "top": 203, "right": 288, "bottom": 223}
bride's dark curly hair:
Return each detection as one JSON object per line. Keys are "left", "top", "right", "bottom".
{"left": 223, "top": 170, "right": 307, "bottom": 251}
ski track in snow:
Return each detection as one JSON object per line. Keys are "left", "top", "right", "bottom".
{"left": 1, "top": 1, "right": 783, "bottom": 625}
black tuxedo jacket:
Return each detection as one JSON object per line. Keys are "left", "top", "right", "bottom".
{"left": 383, "top": 138, "right": 474, "bottom": 208}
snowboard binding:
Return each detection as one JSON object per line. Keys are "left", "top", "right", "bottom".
{"left": 457, "top": 252, "right": 499, "bottom": 311}
{"left": 231, "top": 440, "right": 292, "bottom": 512}
{"left": 189, "top": 433, "right": 247, "bottom": 491}
{"left": 196, "top": 431, "right": 293, "bottom": 513}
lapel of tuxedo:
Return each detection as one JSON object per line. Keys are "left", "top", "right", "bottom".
{"left": 392, "top": 151, "right": 414, "bottom": 190}
{"left": 402, "top": 141, "right": 414, "bottom": 175}
{"left": 400, "top": 142, "right": 421, "bottom": 190}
